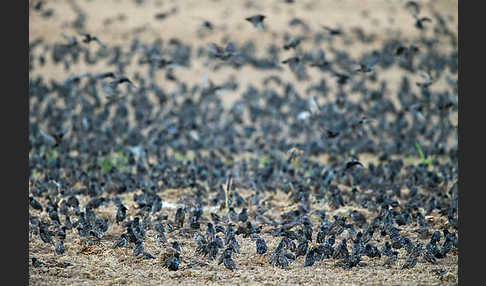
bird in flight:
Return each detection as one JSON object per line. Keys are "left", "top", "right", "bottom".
{"left": 246, "top": 15, "right": 266, "bottom": 31}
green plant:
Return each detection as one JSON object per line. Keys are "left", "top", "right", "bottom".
{"left": 224, "top": 175, "right": 232, "bottom": 219}
{"left": 415, "top": 142, "right": 435, "bottom": 169}
{"left": 100, "top": 151, "right": 129, "bottom": 174}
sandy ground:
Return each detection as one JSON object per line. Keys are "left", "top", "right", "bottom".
{"left": 29, "top": 0, "right": 458, "bottom": 285}
{"left": 29, "top": 188, "right": 458, "bottom": 286}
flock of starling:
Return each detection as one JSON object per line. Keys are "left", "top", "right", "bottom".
{"left": 29, "top": 0, "right": 457, "bottom": 280}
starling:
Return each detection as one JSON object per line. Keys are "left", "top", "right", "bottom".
{"left": 29, "top": 197, "right": 43, "bottom": 211}
{"left": 296, "top": 240, "right": 308, "bottom": 258}
{"left": 270, "top": 245, "right": 290, "bottom": 270}
{"left": 395, "top": 44, "right": 419, "bottom": 56}
{"left": 55, "top": 240, "right": 65, "bottom": 255}
{"left": 228, "top": 207, "right": 239, "bottom": 223}
{"left": 175, "top": 207, "right": 186, "bottom": 228}
{"left": 64, "top": 215, "right": 73, "bottom": 230}
{"left": 79, "top": 33, "right": 106, "bottom": 48}
{"left": 39, "top": 126, "right": 69, "bottom": 147}
{"left": 355, "top": 53, "right": 380, "bottom": 73}
{"left": 416, "top": 70, "right": 435, "bottom": 88}
{"left": 245, "top": 15, "right": 266, "bottom": 31}
{"left": 281, "top": 56, "right": 301, "bottom": 70}
{"left": 155, "top": 231, "right": 168, "bottom": 246}
{"left": 171, "top": 241, "right": 181, "bottom": 253}
{"left": 363, "top": 243, "right": 381, "bottom": 258}
{"left": 309, "top": 50, "right": 330, "bottom": 69}
{"left": 111, "top": 234, "right": 128, "bottom": 249}
{"left": 345, "top": 159, "right": 364, "bottom": 170}
{"left": 333, "top": 72, "right": 351, "bottom": 85}
{"left": 218, "top": 247, "right": 238, "bottom": 271}
{"left": 165, "top": 253, "right": 181, "bottom": 271}
{"left": 430, "top": 231, "right": 441, "bottom": 244}
{"left": 238, "top": 208, "right": 248, "bottom": 223}
{"left": 39, "top": 224, "right": 55, "bottom": 245}
{"left": 139, "top": 55, "right": 173, "bottom": 68}
{"left": 31, "top": 257, "right": 43, "bottom": 268}
{"left": 401, "top": 255, "right": 418, "bottom": 269}
{"left": 423, "top": 248, "right": 438, "bottom": 264}
{"left": 383, "top": 253, "right": 398, "bottom": 267}
{"left": 208, "top": 42, "right": 236, "bottom": 60}
{"left": 116, "top": 204, "right": 127, "bottom": 224}
{"left": 414, "top": 15, "right": 432, "bottom": 30}
{"left": 133, "top": 240, "right": 144, "bottom": 257}
{"left": 59, "top": 200, "right": 69, "bottom": 216}
{"left": 56, "top": 226, "right": 67, "bottom": 240}
{"left": 323, "top": 26, "right": 342, "bottom": 36}
{"left": 206, "top": 222, "right": 216, "bottom": 240}
{"left": 256, "top": 236, "right": 267, "bottom": 254}
{"left": 94, "top": 217, "right": 109, "bottom": 233}
{"left": 283, "top": 37, "right": 302, "bottom": 50}
{"left": 333, "top": 239, "right": 349, "bottom": 260}
{"left": 405, "top": 1, "right": 420, "bottom": 15}
{"left": 349, "top": 210, "right": 367, "bottom": 227}
{"left": 94, "top": 72, "right": 117, "bottom": 80}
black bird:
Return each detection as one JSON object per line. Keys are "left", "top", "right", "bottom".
{"left": 109, "top": 76, "right": 134, "bottom": 86}
{"left": 29, "top": 197, "right": 43, "bottom": 211}
{"left": 102, "top": 76, "right": 135, "bottom": 101}
{"left": 309, "top": 50, "right": 330, "bottom": 69}
{"left": 326, "top": 129, "right": 340, "bottom": 139}
{"left": 363, "top": 243, "right": 381, "bottom": 258}
{"left": 47, "top": 205, "right": 60, "bottom": 224}
{"left": 139, "top": 55, "right": 174, "bottom": 68}
{"left": 304, "top": 248, "right": 316, "bottom": 267}
{"left": 133, "top": 240, "right": 144, "bottom": 257}
{"left": 283, "top": 37, "right": 302, "bottom": 50}
{"left": 349, "top": 210, "right": 367, "bottom": 227}
{"left": 423, "top": 247, "right": 438, "bottom": 264}
{"left": 333, "top": 239, "right": 349, "bottom": 260}
{"left": 55, "top": 240, "right": 65, "bottom": 255}
{"left": 31, "top": 257, "right": 43, "bottom": 268}
{"left": 218, "top": 247, "right": 237, "bottom": 270}
{"left": 208, "top": 42, "right": 236, "bottom": 61}
{"left": 256, "top": 236, "right": 267, "bottom": 254}
{"left": 416, "top": 70, "right": 435, "bottom": 88}
{"left": 79, "top": 33, "right": 106, "bottom": 48}
{"left": 64, "top": 216, "right": 73, "bottom": 230}
{"left": 430, "top": 231, "right": 441, "bottom": 244}
{"left": 355, "top": 53, "right": 380, "bottom": 73}
{"left": 323, "top": 26, "right": 342, "bottom": 36}
{"left": 165, "top": 252, "right": 181, "bottom": 271}
{"left": 33, "top": 1, "right": 44, "bottom": 11}
{"left": 39, "top": 126, "right": 69, "bottom": 147}
{"left": 111, "top": 234, "right": 128, "bottom": 249}
{"left": 245, "top": 15, "right": 266, "bottom": 31}
{"left": 333, "top": 72, "right": 351, "bottom": 85}
{"left": 175, "top": 207, "right": 186, "bottom": 228}
{"left": 345, "top": 159, "right": 364, "bottom": 170}
{"left": 116, "top": 204, "right": 127, "bottom": 224}
{"left": 405, "top": 1, "right": 420, "bottom": 15}
{"left": 238, "top": 208, "right": 248, "bottom": 223}
{"left": 296, "top": 240, "right": 308, "bottom": 258}
{"left": 395, "top": 44, "right": 419, "bottom": 56}
{"left": 95, "top": 72, "right": 117, "bottom": 80}
{"left": 281, "top": 56, "right": 301, "bottom": 71}
{"left": 414, "top": 15, "right": 432, "bottom": 30}
{"left": 39, "top": 224, "right": 55, "bottom": 245}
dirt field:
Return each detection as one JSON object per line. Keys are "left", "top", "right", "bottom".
{"left": 29, "top": 0, "right": 458, "bottom": 285}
